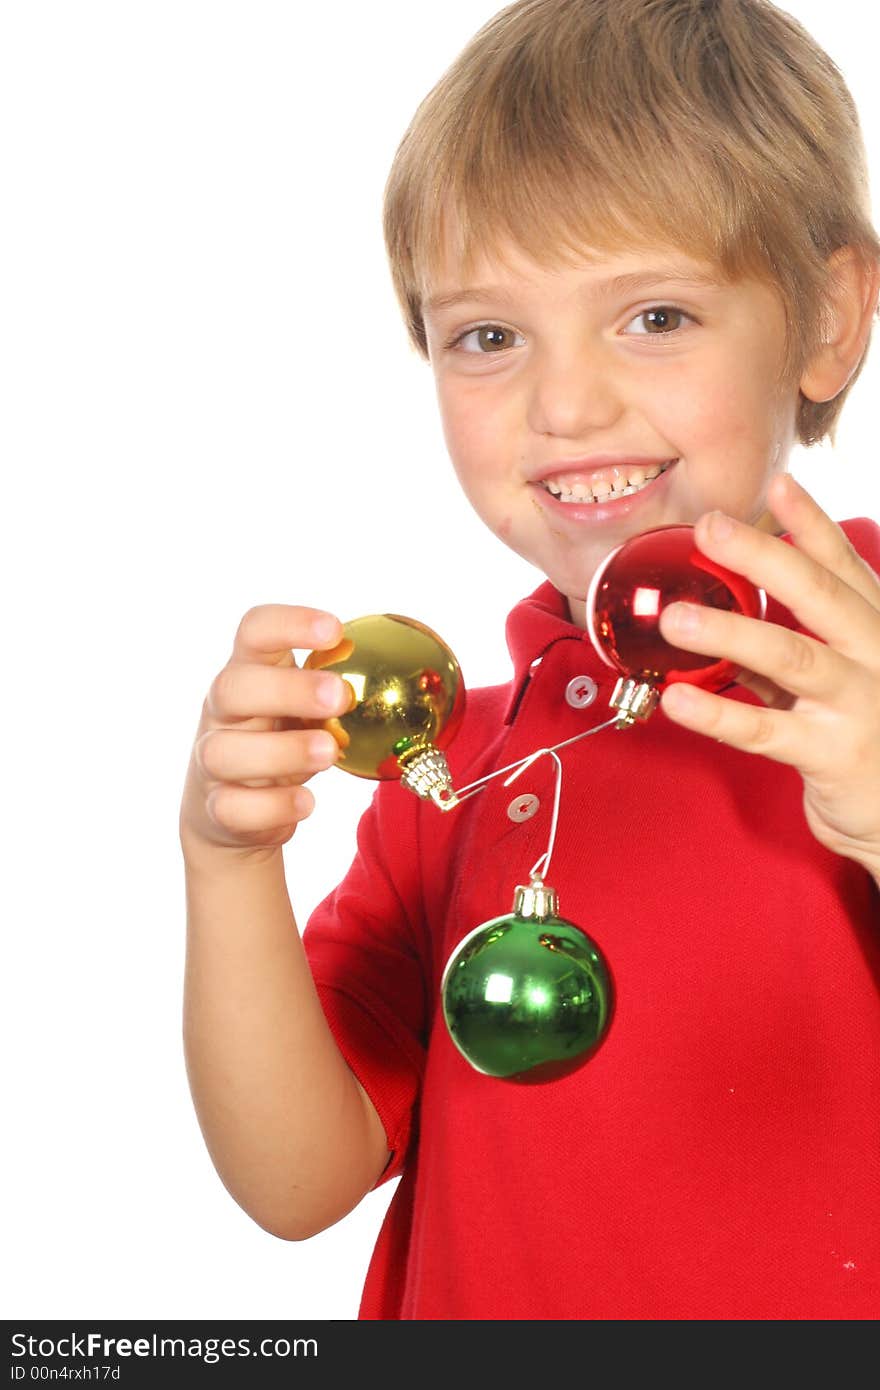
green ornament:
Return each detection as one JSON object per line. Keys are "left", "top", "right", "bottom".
{"left": 441, "top": 879, "right": 614, "bottom": 1083}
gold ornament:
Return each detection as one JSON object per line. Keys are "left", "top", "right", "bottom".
{"left": 304, "top": 614, "right": 465, "bottom": 810}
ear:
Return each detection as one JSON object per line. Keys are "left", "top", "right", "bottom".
{"left": 799, "top": 246, "right": 880, "bottom": 404}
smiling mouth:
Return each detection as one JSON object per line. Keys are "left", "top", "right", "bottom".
{"left": 539, "top": 459, "right": 677, "bottom": 503}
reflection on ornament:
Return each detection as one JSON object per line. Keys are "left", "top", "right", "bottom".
{"left": 304, "top": 614, "right": 465, "bottom": 809}
{"left": 585, "top": 524, "right": 766, "bottom": 726}
{"left": 441, "top": 877, "right": 613, "bottom": 1083}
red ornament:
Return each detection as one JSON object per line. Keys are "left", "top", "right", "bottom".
{"left": 585, "top": 524, "right": 766, "bottom": 725}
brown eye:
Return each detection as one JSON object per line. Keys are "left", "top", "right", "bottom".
{"left": 456, "top": 324, "right": 523, "bottom": 353}
{"left": 645, "top": 308, "right": 681, "bottom": 332}
{"left": 478, "top": 326, "right": 512, "bottom": 350}
{"left": 627, "top": 306, "right": 689, "bottom": 335}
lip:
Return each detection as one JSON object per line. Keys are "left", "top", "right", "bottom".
{"left": 529, "top": 459, "right": 678, "bottom": 524}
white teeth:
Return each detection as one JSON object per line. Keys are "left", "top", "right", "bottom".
{"left": 541, "top": 459, "right": 675, "bottom": 503}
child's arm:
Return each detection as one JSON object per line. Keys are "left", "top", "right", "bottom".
{"left": 179, "top": 606, "right": 390, "bottom": 1240}
{"left": 658, "top": 474, "right": 880, "bottom": 890}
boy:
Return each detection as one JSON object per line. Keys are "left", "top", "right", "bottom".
{"left": 179, "top": 0, "right": 880, "bottom": 1319}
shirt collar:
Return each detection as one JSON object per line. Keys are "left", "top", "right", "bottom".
{"left": 503, "top": 578, "right": 604, "bottom": 723}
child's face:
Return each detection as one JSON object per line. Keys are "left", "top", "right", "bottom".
{"left": 422, "top": 236, "right": 804, "bottom": 625}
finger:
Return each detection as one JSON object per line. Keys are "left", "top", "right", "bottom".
{"left": 206, "top": 663, "right": 351, "bottom": 723}
{"left": 766, "top": 474, "right": 880, "bottom": 614}
{"left": 206, "top": 782, "right": 316, "bottom": 836}
{"left": 732, "top": 668, "right": 796, "bottom": 711}
{"left": 231, "top": 605, "right": 344, "bottom": 666}
{"left": 659, "top": 602, "right": 859, "bottom": 705}
{"left": 196, "top": 727, "right": 339, "bottom": 783}
{"left": 690, "top": 487, "right": 880, "bottom": 663}
{"left": 659, "top": 680, "right": 811, "bottom": 769}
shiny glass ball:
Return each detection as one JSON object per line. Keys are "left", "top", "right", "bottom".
{"left": 304, "top": 613, "right": 465, "bottom": 780}
{"left": 441, "top": 912, "right": 614, "bottom": 1083}
{"left": 586, "top": 523, "right": 766, "bottom": 694}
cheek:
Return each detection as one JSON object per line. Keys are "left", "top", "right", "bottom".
{"left": 668, "top": 360, "right": 775, "bottom": 452}
{"left": 437, "top": 379, "right": 512, "bottom": 460}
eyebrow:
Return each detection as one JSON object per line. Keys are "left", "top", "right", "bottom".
{"left": 424, "top": 267, "right": 726, "bottom": 315}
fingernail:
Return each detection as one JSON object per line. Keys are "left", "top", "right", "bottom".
{"left": 309, "top": 732, "right": 338, "bottom": 762}
{"left": 668, "top": 602, "right": 702, "bottom": 634}
{"left": 663, "top": 682, "right": 698, "bottom": 713}
{"left": 316, "top": 674, "right": 345, "bottom": 710}
{"left": 708, "top": 510, "right": 735, "bottom": 541}
{"left": 313, "top": 615, "right": 339, "bottom": 643}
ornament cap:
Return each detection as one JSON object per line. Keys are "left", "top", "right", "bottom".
{"left": 610, "top": 676, "right": 661, "bottom": 727}
{"left": 513, "top": 878, "right": 559, "bottom": 922}
{"left": 398, "top": 744, "right": 459, "bottom": 810}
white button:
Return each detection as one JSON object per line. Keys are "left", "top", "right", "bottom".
{"left": 565, "top": 675, "right": 598, "bottom": 709}
{"left": 507, "top": 793, "right": 540, "bottom": 823}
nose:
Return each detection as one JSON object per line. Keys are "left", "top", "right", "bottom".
{"left": 526, "top": 340, "right": 625, "bottom": 438}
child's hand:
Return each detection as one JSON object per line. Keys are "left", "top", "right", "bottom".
{"left": 179, "top": 606, "right": 352, "bottom": 864}
{"left": 658, "top": 474, "right": 880, "bottom": 882}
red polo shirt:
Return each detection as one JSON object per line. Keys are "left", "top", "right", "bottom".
{"left": 303, "top": 518, "right": 880, "bottom": 1320}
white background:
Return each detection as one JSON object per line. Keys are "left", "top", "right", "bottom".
{"left": 2, "top": 2, "right": 878, "bottom": 1321}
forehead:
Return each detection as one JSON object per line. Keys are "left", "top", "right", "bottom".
{"left": 422, "top": 234, "right": 732, "bottom": 313}
{"left": 418, "top": 205, "right": 731, "bottom": 304}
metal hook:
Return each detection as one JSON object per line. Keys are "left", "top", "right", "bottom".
{"left": 450, "top": 713, "right": 619, "bottom": 807}
{"left": 503, "top": 747, "right": 563, "bottom": 883}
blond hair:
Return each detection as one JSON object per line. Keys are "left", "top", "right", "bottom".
{"left": 383, "top": 0, "right": 880, "bottom": 446}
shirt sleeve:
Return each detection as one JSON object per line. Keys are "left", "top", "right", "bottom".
{"left": 301, "top": 779, "right": 428, "bottom": 1186}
